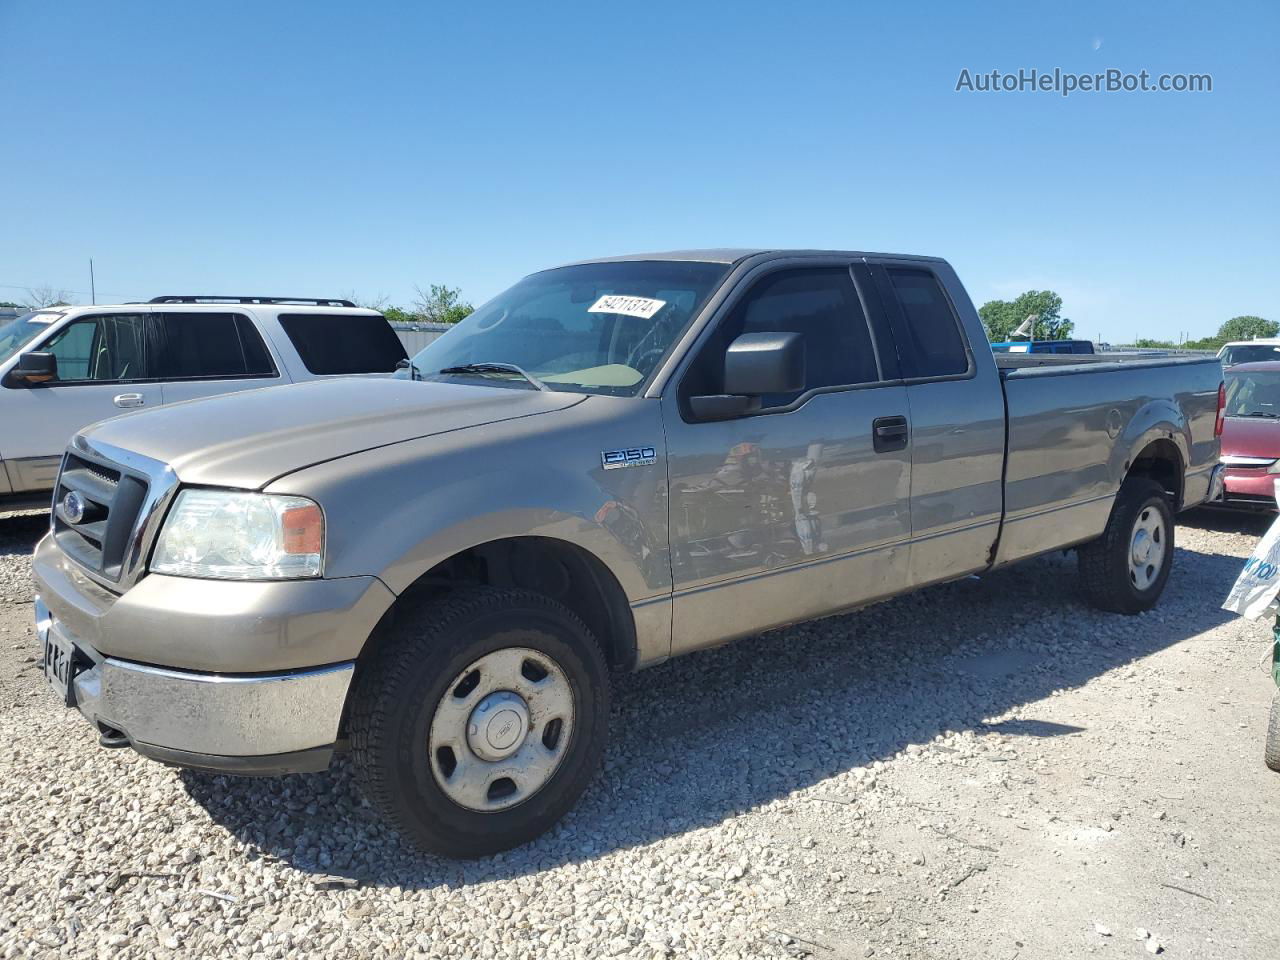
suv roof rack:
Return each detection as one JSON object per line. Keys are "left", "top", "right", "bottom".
{"left": 148, "top": 295, "right": 358, "bottom": 307}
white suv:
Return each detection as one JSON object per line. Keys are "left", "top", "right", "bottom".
{"left": 0, "top": 296, "right": 407, "bottom": 503}
{"left": 1218, "top": 339, "right": 1280, "bottom": 366}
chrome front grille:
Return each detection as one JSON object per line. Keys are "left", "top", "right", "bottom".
{"left": 53, "top": 453, "right": 147, "bottom": 580}
{"left": 51, "top": 437, "right": 178, "bottom": 590}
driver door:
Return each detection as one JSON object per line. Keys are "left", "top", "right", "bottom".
{"left": 662, "top": 262, "right": 913, "bottom": 655}
{"left": 2, "top": 311, "right": 160, "bottom": 492}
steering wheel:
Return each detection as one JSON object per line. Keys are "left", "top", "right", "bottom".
{"left": 625, "top": 345, "right": 668, "bottom": 374}
{"left": 623, "top": 309, "right": 676, "bottom": 372}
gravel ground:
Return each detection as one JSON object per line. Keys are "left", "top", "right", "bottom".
{"left": 1, "top": 510, "right": 1278, "bottom": 959}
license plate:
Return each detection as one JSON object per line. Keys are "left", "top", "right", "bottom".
{"left": 42, "top": 629, "right": 75, "bottom": 703}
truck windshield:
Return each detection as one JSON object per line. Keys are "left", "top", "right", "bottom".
{"left": 0, "top": 312, "right": 60, "bottom": 366}
{"left": 405, "top": 261, "right": 730, "bottom": 395}
{"left": 1225, "top": 369, "right": 1280, "bottom": 418}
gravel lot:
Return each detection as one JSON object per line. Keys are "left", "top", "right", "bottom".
{"left": 1, "top": 510, "right": 1278, "bottom": 959}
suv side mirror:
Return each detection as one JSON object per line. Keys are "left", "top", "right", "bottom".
{"left": 8, "top": 351, "right": 58, "bottom": 385}
{"left": 688, "top": 332, "right": 805, "bottom": 422}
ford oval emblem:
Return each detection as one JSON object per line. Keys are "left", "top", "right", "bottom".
{"left": 62, "top": 491, "right": 86, "bottom": 525}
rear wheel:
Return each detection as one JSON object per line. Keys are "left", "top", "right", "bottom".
{"left": 349, "top": 587, "right": 610, "bottom": 858}
{"left": 1078, "top": 477, "right": 1174, "bottom": 614}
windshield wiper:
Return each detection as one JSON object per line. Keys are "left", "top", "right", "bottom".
{"left": 437, "top": 362, "right": 549, "bottom": 392}
{"left": 1240, "top": 411, "right": 1280, "bottom": 418}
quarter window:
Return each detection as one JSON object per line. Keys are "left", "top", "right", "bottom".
{"left": 684, "top": 267, "right": 881, "bottom": 411}
{"left": 278, "top": 313, "right": 407, "bottom": 375}
{"left": 885, "top": 268, "right": 969, "bottom": 379}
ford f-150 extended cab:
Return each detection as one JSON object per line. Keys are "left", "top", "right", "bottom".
{"left": 32, "top": 250, "right": 1226, "bottom": 857}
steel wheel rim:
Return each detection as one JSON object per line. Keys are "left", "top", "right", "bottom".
{"left": 1128, "top": 504, "right": 1167, "bottom": 591}
{"left": 428, "top": 646, "right": 575, "bottom": 812}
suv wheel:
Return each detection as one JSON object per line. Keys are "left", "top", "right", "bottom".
{"left": 350, "top": 587, "right": 610, "bottom": 858}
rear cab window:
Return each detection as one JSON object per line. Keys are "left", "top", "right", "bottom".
{"left": 877, "top": 266, "right": 972, "bottom": 380}
{"left": 278, "top": 313, "right": 408, "bottom": 374}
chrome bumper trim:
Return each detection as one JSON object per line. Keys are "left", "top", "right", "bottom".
{"left": 86, "top": 659, "right": 354, "bottom": 757}
{"left": 1220, "top": 455, "right": 1277, "bottom": 467}
{"left": 37, "top": 596, "right": 353, "bottom": 758}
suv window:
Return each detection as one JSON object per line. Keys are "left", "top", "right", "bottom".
{"left": 885, "top": 268, "right": 969, "bottom": 379}
{"left": 683, "top": 267, "right": 881, "bottom": 411}
{"left": 278, "top": 313, "right": 407, "bottom": 375}
{"left": 149, "top": 312, "right": 277, "bottom": 379}
{"left": 42, "top": 314, "right": 147, "bottom": 382}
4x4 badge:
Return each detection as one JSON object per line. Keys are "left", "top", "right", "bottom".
{"left": 601, "top": 446, "right": 656, "bottom": 470}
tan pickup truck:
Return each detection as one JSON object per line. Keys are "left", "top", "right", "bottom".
{"left": 33, "top": 250, "right": 1225, "bottom": 857}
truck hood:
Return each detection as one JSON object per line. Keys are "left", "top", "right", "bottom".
{"left": 80, "top": 378, "right": 585, "bottom": 489}
{"left": 1221, "top": 416, "right": 1280, "bottom": 459}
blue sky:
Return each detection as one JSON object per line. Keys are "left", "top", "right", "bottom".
{"left": 1, "top": 0, "right": 1275, "bottom": 342}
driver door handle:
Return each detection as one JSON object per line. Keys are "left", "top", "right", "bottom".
{"left": 872, "top": 415, "right": 909, "bottom": 452}
{"left": 113, "top": 393, "right": 145, "bottom": 408}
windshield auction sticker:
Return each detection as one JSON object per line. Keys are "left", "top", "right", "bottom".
{"left": 587, "top": 295, "right": 667, "bottom": 320}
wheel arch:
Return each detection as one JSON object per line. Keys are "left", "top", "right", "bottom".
{"left": 359, "top": 535, "right": 640, "bottom": 678}
{"left": 1113, "top": 396, "right": 1191, "bottom": 509}
{"left": 1124, "top": 436, "right": 1186, "bottom": 509}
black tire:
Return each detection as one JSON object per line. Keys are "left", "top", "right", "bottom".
{"left": 1077, "top": 477, "right": 1175, "bottom": 614}
{"left": 1266, "top": 694, "right": 1280, "bottom": 773}
{"left": 349, "top": 586, "right": 610, "bottom": 858}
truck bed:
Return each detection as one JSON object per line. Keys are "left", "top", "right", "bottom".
{"left": 993, "top": 353, "right": 1223, "bottom": 567}
{"left": 995, "top": 353, "right": 1218, "bottom": 371}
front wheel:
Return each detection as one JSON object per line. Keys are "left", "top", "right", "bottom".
{"left": 1078, "top": 477, "right": 1175, "bottom": 614}
{"left": 349, "top": 587, "right": 610, "bottom": 858}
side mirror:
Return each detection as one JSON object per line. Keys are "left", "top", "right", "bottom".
{"left": 723, "top": 332, "right": 805, "bottom": 395}
{"left": 689, "top": 332, "right": 805, "bottom": 422}
{"left": 8, "top": 351, "right": 58, "bottom": 385}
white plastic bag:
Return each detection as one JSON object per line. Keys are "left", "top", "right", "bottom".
{"left": 1222, "top": 513, "right": 1280, "bottom": 619}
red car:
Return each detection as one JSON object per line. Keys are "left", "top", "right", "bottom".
{"left": 1220, "top": 361, "right": 1280, "bottom": 509}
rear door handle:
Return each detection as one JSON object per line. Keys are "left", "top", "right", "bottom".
{"left": 113, "top": 393, "right": 145, "bottom": 408}
{"left": 872, "top": 415, "right": 909, "bottom": 452}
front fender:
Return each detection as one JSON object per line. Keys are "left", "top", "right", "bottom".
{"left": 266, "top": 396, "right": 672, "bottom": 602}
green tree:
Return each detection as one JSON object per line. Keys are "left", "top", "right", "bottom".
{"left": 978, "top": 290, "right": 1074, "bottom": 342}
{"left": 413, "top": 284, "right": 473, "bottom": 325}
{"left": 1217, "top": 315, "right": 1277, "bottom": 342}
{"left": 1133, "top": 337, "right": 1176, "bottom": 348}
{"left": 1183, "top": 337, "right": 1224, "bottom": 350}
{"left": 381, "top": 305, "right": 415, "bottom": 324}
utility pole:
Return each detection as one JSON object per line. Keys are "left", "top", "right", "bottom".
{"left": 89, "top": 259, "right": 96, "bottom": 305}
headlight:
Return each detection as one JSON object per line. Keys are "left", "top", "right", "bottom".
{"left": 151, "top": 490, "right": 324, "bottom": 580}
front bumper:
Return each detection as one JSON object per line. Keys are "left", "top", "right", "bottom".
{"left": 31, "top": 533, "right": 395, "bottom": 774}
{"left": 35, "top": 595, "right": 355, "bottom": 773}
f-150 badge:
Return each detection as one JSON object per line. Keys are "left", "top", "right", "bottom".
{"left": 601, "top": 446, "right": 657, "bottom": 470}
